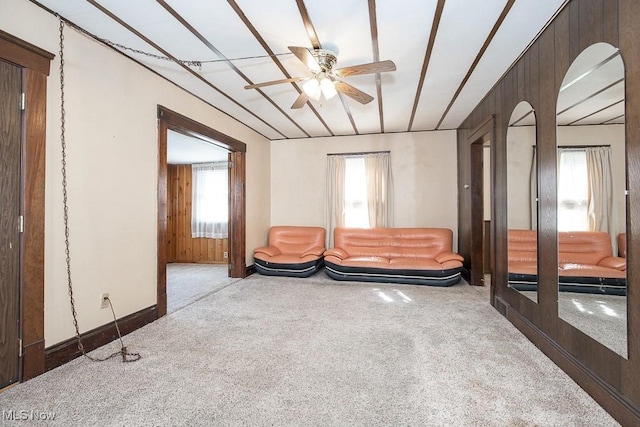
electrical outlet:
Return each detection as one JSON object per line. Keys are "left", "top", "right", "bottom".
{"left": 223, "top": 251, "right": 228, "bottom": 259}
{"left": 100, "top": 293, "right": 109, "bottom": 309}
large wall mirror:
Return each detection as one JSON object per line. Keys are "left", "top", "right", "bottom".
{"left": 556, "top": 42, "right": 627, "bottom": 358}
{"left": 507, "top": 101, "right": 538, "bottom": 303}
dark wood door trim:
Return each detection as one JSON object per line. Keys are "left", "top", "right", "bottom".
{"left": 157, "top": 106, "right": 247, "bottom": 317}
{"left": 0, "top": 32, "right": 53, "bottom": 383}
{"left": 0, "top": 30, "right": 54, "bottom": 76}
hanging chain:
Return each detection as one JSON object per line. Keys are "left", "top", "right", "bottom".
{"left": 58, "top": 18, "right": 140, "bottom": 363}
{"left": 64, "top": 17, "right": 291, "bottom": 69}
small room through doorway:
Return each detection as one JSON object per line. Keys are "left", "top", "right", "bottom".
{"left": 165, "top": 130, "right": 236, "bottom": 313}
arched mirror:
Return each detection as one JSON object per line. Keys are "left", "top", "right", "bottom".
{"left": 507, "top": 101, "right": 538, "bottom": 302}
{"left": 556, "top": 42, "right": 627, "bottom": 358}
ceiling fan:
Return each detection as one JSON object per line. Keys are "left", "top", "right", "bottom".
{"left": 244, "top": 46, "right": 396, "bottom": 109}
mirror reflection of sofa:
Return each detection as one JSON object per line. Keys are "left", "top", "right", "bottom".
{"left": 618, "top": 233, "right": 626, "bottom": 257}
{"left": 508, "top": 229, "right": 626, "bottom": 295}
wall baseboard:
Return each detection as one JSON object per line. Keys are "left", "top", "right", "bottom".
{"left": 246, "top": 264, "right": 256, "bottom": 276}
{"left": 461, "top": 267, "right": 471, "bottom": 283}
{"left": 44, "top": 305, "right": 157, "bottom": 371}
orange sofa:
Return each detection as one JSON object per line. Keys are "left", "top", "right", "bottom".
{"left": 254, "top": 226, "right": 326, "bottom": 277}
{"left": 618, "top": 233, "right": 626, "bottom": 257}
{"left": 508, "top": 229, "right": 626, "bottom": 295}
{"left": 324, "top": 227, "right": 464, "bottom": 286}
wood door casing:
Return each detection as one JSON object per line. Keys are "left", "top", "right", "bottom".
{"left": 157, "top": 106, "right": 247, "bottom": 318}
{"left": 0, "top": 59, "right": 22, "bottom": 388}
{"left": 1, "top": 28, "right": 53, "bottom": 383}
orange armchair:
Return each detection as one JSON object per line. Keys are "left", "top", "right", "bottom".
{"left": 254, "top": 226, "right": 326, "bottom": 277}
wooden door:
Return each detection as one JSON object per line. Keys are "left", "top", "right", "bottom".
{"left": 0, "top": 60, "right": 22, "bottom": 388}
{"left": 469, "top": 141, "right": 485, "bottom": 286}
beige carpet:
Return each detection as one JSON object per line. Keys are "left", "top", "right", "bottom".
{"left": 0, "top": 271, "right": 619, "bottom": 426}
{"left": 167, "top": 263, "right": 240, "bottom": 314}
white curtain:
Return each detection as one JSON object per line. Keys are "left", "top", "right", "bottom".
{"left": 364, "top": 152, "right": 394, "bottom": 228}
{"left": 324, "top": 156, "right": 346, "bottom": 248}
{"left": 586, "top": 146, "right": 615, "bottom": 237}
{"left": 191, "top": 162, "right": 228, "bottom": 238}
{"left": 325, "top": 152, "right": 394, "bottom": 247}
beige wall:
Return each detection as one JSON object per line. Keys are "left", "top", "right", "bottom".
{"left": 3, "top": 0, "right": 270, "bottom": 345}
{"left": 270, "top": 131, "right": 459, "bottom": 249}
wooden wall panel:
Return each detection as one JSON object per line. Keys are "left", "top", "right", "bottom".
{"left": 456, "top": 0, "right": 640, "bottom": 423}
{"left": 166, "top": 164, "right": 228, "bottom": 264}
{"left": 620, "top": 0, "right": 640, "bottom": 408}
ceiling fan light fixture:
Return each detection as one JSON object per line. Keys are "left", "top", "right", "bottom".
{"left": 247, "top": 46, "right": 396, "bottom": 109}
{"left": 320, "top": 77, "right": 337, "bottom": 99}
{"left": 303, "top": 77, "right": 322, "bottom": 101}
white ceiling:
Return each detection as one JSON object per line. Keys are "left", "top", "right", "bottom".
{"left": 167, "top": 130, "right": 228, "bottom": 164}
{"left": 33, "top": 0, "right": 609, "bottom": 141}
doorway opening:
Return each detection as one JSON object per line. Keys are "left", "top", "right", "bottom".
{"left": 165, "top": 131, "right": 238, "bottom": 313}
{"left": 468, "top": 116, "right": 495, "bottom": 291}
{"left": 157, "top": 106, "right": 247, "bottom": 317}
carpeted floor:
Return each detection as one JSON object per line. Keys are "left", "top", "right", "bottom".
{"left": 166, "top": 263, "right": 240, "bottom": 314}
{"left": 0, "top": 271, "right": 619, "bottom": 426}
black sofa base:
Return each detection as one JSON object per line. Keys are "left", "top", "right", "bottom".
{"left": 508, "top": 273, "right": 626, "bottom": 296}
{"left": 254, "top": 258, "right": 323, "bottom": 278}
{"left": 325, "top": 261, "right": 462, "bottom": 286}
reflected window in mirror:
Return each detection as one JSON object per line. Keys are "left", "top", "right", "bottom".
{"left": 507, "top": 101, "right": 538, "bottom": 303}
{"left": 556, "top": 42, "right": 627, "bottom": 358}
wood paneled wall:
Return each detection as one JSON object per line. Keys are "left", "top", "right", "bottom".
{"left": 167, "top": 164, "right": 228, "bottom": 264}
{"left": 456, "top": 1, "right": 639, "bottom": 424}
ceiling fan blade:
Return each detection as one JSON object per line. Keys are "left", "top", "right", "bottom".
{"left": 334, "top": 60, "right": 396, "bottom": 77}
{"left": 291, "top": 92, "right": 309, "bottom": 109}
{"left": 288, "top": 46, "right": 321, "bottom": 72}
{"left": 244, "top": 77, "right": 305, "bottom": 89}
{"left": 334, "top": 80, "right": 374, "bottom": 104}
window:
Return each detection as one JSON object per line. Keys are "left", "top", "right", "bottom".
{"left": 191, "top": 162, "right": 228, "bottom": 238}
{"left": 557, "top": 149, "right": 588, "bottom": 231}
{"left": 325, "top": 152, "right": 393, "bottom": 246}
{"left": 344, "top": 157, "right": 370, "bottom": 228}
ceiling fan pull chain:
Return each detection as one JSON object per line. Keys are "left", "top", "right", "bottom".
{"left": 58, "top": 17, "right": 140, "bottom": 364}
